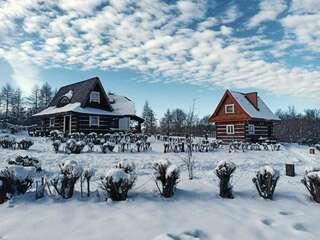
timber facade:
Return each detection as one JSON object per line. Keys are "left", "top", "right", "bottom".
{"left": 209, "top": 90, "right": 279, "bottom": 143}
{"left": 32, "top": 77, "right": 144, "bottom": 134}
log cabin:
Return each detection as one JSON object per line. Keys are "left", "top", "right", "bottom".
{"left": 32, "top": 77, "right": 144, "bottom": 134}
{"left": 208, "top": 90, "right": 280, "bottom": 143}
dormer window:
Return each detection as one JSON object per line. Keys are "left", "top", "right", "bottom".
{"left": 225, "top": 104, "right": 234, "bottom": 113}
{"left": 90, "top": 91, "right": 100, "bottom": 103}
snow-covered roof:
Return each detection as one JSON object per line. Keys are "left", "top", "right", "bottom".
{"left": 33, "top": 94, "right": 137, "bottom": 117}
{"left": 109, "top": 94, "right": 136, "bottom": 115}
{"left": 63, "top": 90, "right": 73, "bottom": 100}
{"left": 230, "top": 91, "right": 280, "bottom": 121}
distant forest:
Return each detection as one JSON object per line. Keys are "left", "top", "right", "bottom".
{"left": 0, "top": 82, "right": 319, "bottom": 143}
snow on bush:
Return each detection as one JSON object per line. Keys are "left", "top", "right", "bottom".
{"left": 0, "top": 134, "right": 16, "bottom": 148}
{"left": 153, "top": 159, "right": 180, "bottom": 198}
{"left": 65, "top": 139, "right": 85, "bottom": 154}
{"left": 101, "top": 141, "right": 115, "bottom": 153}
{"left": 8, "top": 155, "right": 41, "bottom": 172}
{"left": 16, "top": 138, "right": 34, "bottom": 150}
{"left": 252, "top": 166, "right": 280, "bottom": 200}
{"left": 50, "top": 130, "right": 64, "bottom": 141}
{"left": 53, "top": 139, "right": 61, "bottom": 153}
{"left": 51, "top": 160, "right": 83, "bottom": 199}
{"left": 215, "top": 161, "right": 236, "bottom": 198}
{"left": 100, "top": 167, "right": 136, "bottom": 201}
{"left": 0, "top": 165, "right": 36, "bottom": 203}
{"left": 115, "top": 159, "right": 136, "bottom": 175}
{"left": 301, "top": 168, "right": 320, "bottom": 203}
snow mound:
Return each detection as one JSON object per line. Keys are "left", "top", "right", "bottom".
{"left": 61, "top": 160, "right": 83, "bottom": 177}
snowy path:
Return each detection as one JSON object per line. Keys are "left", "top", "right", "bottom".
{"left": 0, "top": 137, "right": 320, "bottom": 240}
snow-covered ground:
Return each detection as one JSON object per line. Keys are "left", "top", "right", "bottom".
{"left": 1, "top": 136, "right": 320, "bottom": 240}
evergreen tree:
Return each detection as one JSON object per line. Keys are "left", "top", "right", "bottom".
{"left": 142, "top": 101, "right": 157, "bottom": 134}
{"left": 160, "top": 109, "right": 172, "bottom": 134}
{"left": 1, "top": 83, "right": 13, "bottom": 119}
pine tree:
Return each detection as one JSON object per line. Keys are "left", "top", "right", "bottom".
{"left": 160, "top": 109, "right": 172, "bottom": 134}
{"left": 142, "top": 101, "right": 157, "bottom": 134}
{"left": 1, "top": 83, "right": 13, "bottom": 119}
{"left": 39, "top": 82, "right": 53, "bottom": 109}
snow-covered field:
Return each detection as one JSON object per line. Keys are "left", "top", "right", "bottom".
{"left": 1, "top": 136, "right": 320, "bottom": 240}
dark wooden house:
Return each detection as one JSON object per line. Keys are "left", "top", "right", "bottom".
{"left": 208, "top": 90, "right": 279, "bottom": 143}
{"left": 32, "top": 77, "right": 144, "bottom": 134}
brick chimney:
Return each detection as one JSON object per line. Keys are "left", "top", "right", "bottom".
{"left": 245, "top": 92, "right": 258, "bottom": 109}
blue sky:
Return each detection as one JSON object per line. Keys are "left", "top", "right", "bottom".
{"left": 0, "top": 0, "right": 319, "bottom": 118}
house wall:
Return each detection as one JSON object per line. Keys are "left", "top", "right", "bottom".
{"left": 245, "top": 121, "right": 274, "bottom": 142}
{"left": 216, "top": 120, "right": 275, "bottom": 143}
{"left": 216, "top": 121, "right": 245, "bottom": 142}
{"left": 212, "top": 94, "right": 250, "bottom": 122}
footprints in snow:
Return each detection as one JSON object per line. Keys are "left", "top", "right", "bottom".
{"left": 261, "top": 211, "right": 307, "bottom": 232}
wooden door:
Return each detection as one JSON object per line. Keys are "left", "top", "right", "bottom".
{"left": 64, "top": 115, "right": 71, "bottom": 134}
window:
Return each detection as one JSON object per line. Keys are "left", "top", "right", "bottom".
{"left": 248, "top": 124, "right": 255, "bottom": 134}
{"left": 226, "top": 125, "right": 235, "bottom": 134}
{"left": 225, "top": 104, "right": 234, "bottom": 113}
{"left": 89, "top": 116, "right": 99, "bottom": 126}
{"left": 90, "top": 91, "right": 100, "bottom": 103}
{"left": 49, "top": 117, "right": 55, "bottom": 127}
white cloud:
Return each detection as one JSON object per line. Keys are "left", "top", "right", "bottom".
{"left": 248, "top": 0, "right": 287, "bottom": 28}
{"left": 0, "top": 0, "right": 319, "bottom": 101}
{"left": 221, "top": 4, "right": 240, "bottom": 24}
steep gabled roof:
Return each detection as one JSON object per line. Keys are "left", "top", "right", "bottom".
{"left": 49, "top": 77, "right": 112, "bottom": 111}
{"left": 209, "top": 90, "right": 280, "bottom": 122}
{"left": 229, "top": 91, "right": 280, "bottom": 121}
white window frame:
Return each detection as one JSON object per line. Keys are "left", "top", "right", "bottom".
{"left": 90, "top": 91, "right": 100, "bottom": 103}
{"left": 248, "top": 124, "right": 255, "bottom": 134}
{"left": 89, "top": 116, "right": 100, "bottom": 127}
{"left": 226, "top": 124, "right": 235, "bottom": 135}
{"left": 225, "top": 104, "right": 235, "bottom": 114}
{"left": 49, "top": 117, "right": 55, "bottom": 127}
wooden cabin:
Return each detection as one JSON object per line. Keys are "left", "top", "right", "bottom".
{"left": 32, "top": 77, "right": 144, "bottom": 134}
{"left": 208, "top": 90, "right": 280, "bottom": 143}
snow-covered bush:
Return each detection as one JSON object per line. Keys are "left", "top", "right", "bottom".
{"left": 16, "top": 138, "right": 34, "bottom": 150}
{"left": 65, "top": 139, "right": 85, "bottom": 154}
{"left": 53, "top": 140, "right": 61, "bottom": 153}
{"left": 0, "top": 165, "right": 36, "bottom": 203}
{"left": 8, "top": 155, "right": 41, "bottom": 172}
{"left": 153, "top": 159, "right": 180, "bottom": 198}
{"left": 252, "top": 166, "right": 279, "bottom": 200}
{"left": 87, "top": 132, "right": 98, "bottom": 144}
{"left": 87, "top": 142, "right": 95, "bottom": 152}
{"left": 301, "top": 168, "right": 320, "bottom": 203}
{"left": 0, "top": 135, "right": 16, "bottom": 149}
{"left": 101, "top": 141, "right": 115, "bottom": 153}
{"left": 100, "top": 168, "right": 136, "bottom": 201}
{"left": 51, "top": 160, "right": 83, "bottom": 199}
{"left": 50, "top": 130, "right": 63, "bottom": 141}
{"left": 115, "top": 160, "right": 136, "bottom": 175}
{"left": 215, "top": 161, "right": 236, "bottom": 198}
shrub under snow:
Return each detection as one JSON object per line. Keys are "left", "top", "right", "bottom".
{"left": 100, "top": 168, "right": 136, "bottom": 201}
{"left": 51, "top": 160, "right": 83, "bottom": 199}
{"left": 65, "top": 139, "right": 85, "bottom": 154}
{"left": 252, "top": 166, "right": 279, "bottom": 200}
{"left": 101, "top": 141, "right": 115, "bottom": 153}
{"left": 53, "top": 140, "right": 61, "bottom": 153}
{"left": 301, "top": 168, "right": 320, "bottom": 203}
{"left": 0, "top": 165, "right": 36, "bottom": 203}
{"left": 8, "top": 155, "right": 41, "bottom": 172}
{"left": 0, "top": 135, "right": 16, "bottom": 149}
{"left": 215, "top": 161, "right": 236, "bottom": 198}
{"left": 16, "top": 138, "right": 34, "bottom": 150}
{"left": 153, "top": 159, "right": 180, "bottom": 198}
